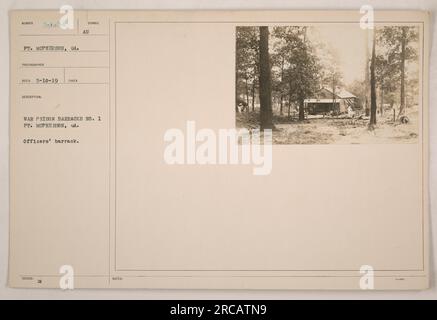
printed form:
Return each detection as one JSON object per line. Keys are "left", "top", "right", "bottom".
{"left": 9, "top": 10, "right": 430, "bottom": 289}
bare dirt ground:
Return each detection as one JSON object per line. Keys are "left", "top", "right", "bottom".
{"left": 236, "top": 106, "right": 419, "bottom": 144}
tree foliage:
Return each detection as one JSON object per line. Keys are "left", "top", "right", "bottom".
{"left": 376, "top": 26, "right": 419, "bottom": 118}
{"left": 236, "top": 26, "right": 322, "bottom": 122}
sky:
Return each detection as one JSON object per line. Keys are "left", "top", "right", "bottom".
{"left": 307, "top": 24, "right": 371, "bottom": 86}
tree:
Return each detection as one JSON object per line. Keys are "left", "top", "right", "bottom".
{"left": 270, "top": 47, "right": 287, "bottom": 115}
{"left": 364, "top": 29, "right": 371, "bottom": 116}
{"left": 348, "top": 79, "right": 368, "bottom": 111}
{"left": 314, "top": 37, "right": 343, "bottom": 115}
{"left": 258, "top": 26, "right": 273, "bottom": 130}
{"left": 236, "top": 27, "right": 259, "bottom": 112}
{"left": 369, "top": 30, "right": 377, "bottom": 128}
{"left": 323, "top": 68, "right": 343, "bottom": 114}
{"left": 375, "top": 52, "right": 398, "bottom": 115}
{"left": 378, "top": 26, "right": 418, "bottom": 119}
{"left": 273, "top": 26, "right": 321, "bottom": 121}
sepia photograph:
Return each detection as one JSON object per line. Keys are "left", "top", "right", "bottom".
{"left": 236, "top": 24, "right": 421, "bottom": 144}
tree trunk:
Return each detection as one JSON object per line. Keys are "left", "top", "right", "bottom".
{"left": 332, "top": 77, "right": 336, "bottom": 114}
{"left": 399, "top": 27, "right": 407, "bottom": 118}
{"left": 364, "top": 29, "right": 370, "bottom": 116}
{"left": 251, "top": 82, "right": 255, "bottom": 112}
{"left": 380, "top": 86, "right": 384, "bottom": 116}
{"left": 288, "top": 91, "right": 292, "bottom": 118}
{"left": 245, "top": 77, "right": 250, "bottom": 107}
{"left": 279, "top": 57, "right": 285, "bottom": 116}
{"left": 258, "top": 26, "right": 273, "bottom": 130}
{"left": 235, "top": 59, "right": 239, "bottom": 113}
{"left": 369, "top": 30, "right": 377, "bottom": 128}
{"left": 298, "top": 97, "right": 305, "bottom": 121}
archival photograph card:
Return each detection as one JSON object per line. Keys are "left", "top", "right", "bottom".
{"left": 8, "top": 10, "right": 430, "bottom": 290}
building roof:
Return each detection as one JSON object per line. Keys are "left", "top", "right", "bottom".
{"left": 304, "top": 99, "right": 339, "bottom": 103}
{"left": 322, "top": 86, "right": 357, "bottom": 99}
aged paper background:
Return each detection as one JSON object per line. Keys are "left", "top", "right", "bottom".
{"left": 0, "top": 1, "right": 436, "bottom": 298}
